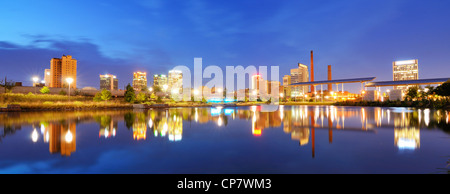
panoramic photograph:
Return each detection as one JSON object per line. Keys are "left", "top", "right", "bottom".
{"left": 0, "top": 0, "right": 449, "bottom": 186}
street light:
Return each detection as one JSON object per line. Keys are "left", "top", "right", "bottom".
{"left": 66, "top": 77, "right": 73, "bottom": 101}
{"left": 149, "top": 87, "right": 153, "bottom": 92}
{"left": 32, "top": 77, "right": 39, "bottom": 94}
{"left": 163, "top": 84, "right": 168, "bottom": 91}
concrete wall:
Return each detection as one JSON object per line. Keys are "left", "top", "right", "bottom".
{"left": 389, "top": 89, "right": 403, "bottom": 101}
{"left": 0, "top": 86, "right": 125, "bottom": 97}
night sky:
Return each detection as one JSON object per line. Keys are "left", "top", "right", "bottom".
{"left": 1, "top": 0, "right": 450, "bottom": 92}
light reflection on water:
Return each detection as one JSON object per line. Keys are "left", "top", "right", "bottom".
{"left": 0, "top": 106, "right": 449, "bottom": 174}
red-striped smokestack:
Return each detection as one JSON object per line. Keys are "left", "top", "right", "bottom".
{"left": 310, "top": 50, "right": 315, "bottom": 93}
{"left": 328, "top": 65, "right": 332, "bottom": 92}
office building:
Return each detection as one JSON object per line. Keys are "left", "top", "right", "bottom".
{"left": 393, "top": 59, "right": 419, "bottom": 90}
{"left": 283, "top": 75, "right": 291, "bottom": 97}
{"left": 100, "top": 74, "right": 118, "bottom": 91}
{"left": 290, "top": 63, "right": 309, "bottom": 97}
{"left": 132, "top": 72, "right": 147, "bottom": 91}
{"left": 168, "top": 70, "right": 182, "bottom": 93}
{"left": 49, "top": 55, "right": 77, "bottom": 88}
{"left": 153, "top": 74, "right": 168, "bottom": 89}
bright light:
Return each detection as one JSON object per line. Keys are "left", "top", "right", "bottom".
{"left": 394, "top": 60, "right": 416, "bottom": 66}
{"left": 252, "top": 91, "right": 257, "bottom": 95}
{"left": 32, "top": 77, "right": 39, "bottom": 83}
{"left": 362, "top": 90, "right": 366, "bottom": 94}
{"left": 163, "top": 85, "right": 168, "bottom": 91}
{"left": 46, "top": 72, "right": 50, "bottom": 75}
{"left": 66, "top": 77, "right": 73, "bottom": 84}
{"left": 31, "top": 129, "right": 38, "bottom": 142}
{"left": 193, "top": 89, "right": 199, "bottom": 95}
{"left": 217, "top": 88, "right": 223, "bottom": 93}
{"left": 172, "top": 88, "right": 179, "bottom": 94}
{"left": 330, "top": 91, "right": 334, "bottom": 95}
{"left": 304, "top": 94, "right": 308, "bottom": 98}
{"left": 424, "top": 88, "right": 429, "bottom": 93}
{"left": 65, "top": 130, "right": 73, "bottom": 143}
{"left": 149, "top": 87, "right": 153, "bottom": 92}
{"left": 280, "top": 93, "right": 284, "bottom": 97}
{"left": 387, "top": 89, "right": 390, "bottom": 93}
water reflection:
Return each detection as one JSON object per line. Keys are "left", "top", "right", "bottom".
{"left": 0, "top": 106, "right": 449, "bottom": 158}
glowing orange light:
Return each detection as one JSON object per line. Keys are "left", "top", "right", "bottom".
{"left": 253, "top": 128, "right": 262, "bottom": 136}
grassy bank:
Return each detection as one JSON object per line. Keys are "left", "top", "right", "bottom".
{"left": 335, "top": 99, "right": 450, "bottom": 109}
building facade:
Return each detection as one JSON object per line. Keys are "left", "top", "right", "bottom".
{"left": 290, "top": 63, "right": 309, "bottom": 97}
{"left": 168, "top": 70, "right": 182, "bottom": 93}
{"left": 393, "top": 59, "right": 419, "bottom": 90}
{"left": 100, "top": 74, "right": 118, "bottom": 91}
{"left": 283, "top": 75, "right": 291, "bottom": 97}
{"left": 49, "top": 55, "right": 77, "bottom": 88}
{"left": 132, "top": 72, "right": 147, "bottom": 91}
{"left": 153, "top": 74, "right": 168, "bottom": 89}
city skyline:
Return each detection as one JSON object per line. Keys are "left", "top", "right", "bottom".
{"left": 1, "top": 0, "right": 450, "bottom": 93}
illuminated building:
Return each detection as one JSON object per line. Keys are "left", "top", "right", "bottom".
{"left": 44, "top": 69, "right": 51, "bottom": 87}
{"left": 153, "top": 74, "right": 167, "bottom": 89}
{"left": 283, "top": 75, "right": 291, "bottom": 97}
{"left": 393, "top": 59, "right": 418, "bottom": 90}
{"left": 290, "top": 63, "right": 309, "bottom": 97}
{"left": 132, "top": 72, "right": 147, "bottom": 91}
{"left": 49, "top": 55, "right": 77, "bottom": 88}
{"left": 168, "top": 70, "right": 183, "bottom": 93}
{"left": 48, "top": 122, "right": 76, "bottom": 156}
{"left": 100, "top": 74, "right": 118, "bottom": 91}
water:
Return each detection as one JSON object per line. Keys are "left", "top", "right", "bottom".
{"left": 0, "top": 105, "right": 448, "bottom": 174}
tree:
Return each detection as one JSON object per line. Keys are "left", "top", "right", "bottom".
{"left": 124, "top": 84, "right": 136, "bottom": 103}
{"left": 93, "top": 92, "right": 102, "bottom": 102}
{"left": 136, "top": 92, "right": 147, "bottom": 103}
{"left": 101, "top": 89, "right": 112, "bottom": 101}
{"left": 40, "top": 86, "right": 50, "bottom": 94}
{"left": 405, "top": 86, "right": 419, "bottom": 101}
{"left": 434, "top": 81, "right": 450, "bottom": 97}
{"left": 153, "top": 85, "right": 162, "bottom": 93}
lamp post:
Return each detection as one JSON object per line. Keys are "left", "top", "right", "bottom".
{"left": 66, "top": 77, "right": 73, "bottom": 102}
{"left": 32, "top": 77, "right": 39, "bottom": 94}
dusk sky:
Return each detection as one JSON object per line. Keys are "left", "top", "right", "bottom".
{"left": 1, "top": 0, "right": 450, "bottom": 92}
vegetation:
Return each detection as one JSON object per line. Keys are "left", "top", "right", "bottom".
{"left": 101, "top": 89, "right": 112, "bottom": 101}
{"left": 40, "top": 86, "right": 50, "bottom": 94}
{"left": 0, "top": 77, "right": 15, "bottom": 93}
{"left": 124, "top": 84, "right": 136, "bottom": 103}
{"left": 136, "top": 92, "right": 147, "bottom": 103}
{"left": 335, "top": 99, "right": 450, "bottom": 109}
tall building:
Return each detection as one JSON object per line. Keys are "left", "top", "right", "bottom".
{"left": 290, "top": 63, "right": 309, "bottom": 97}
{"left": 132, "top": 72, "right": 147, "bottom": 91}
{"left": 251, "top": 74, "right": 263, "bottom": 91}
{"left": 168, "top": 70, "right": 182, "bottom": 93}
{"left": 393, "top": 59, "right": 419, "bottom": 90}
{"left": 100, "top": 74, "right": 118, "bottom": 91}
{"left": 44, "top": 69, "right": 51, "bottom": 87}
{"left": 153, "top": 74, "right": 168, "bottom": 89}
{"left": 283, "top": 75, "right": 291, "bottom": 97}
{"left": 49, "top": 55, "right": 77, "bottom": 88}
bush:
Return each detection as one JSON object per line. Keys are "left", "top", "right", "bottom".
{"left": 93, "top": 92, "right": 102, "bottom": 102}
{"left": 136, "top": 92, "right": 147, "bottom": 103}
{"left": 40, "top": 86, "right": 50, "bottom": 94}
{"left": 101, "top": 89, "right": 112, "bottom": 101}
{"left": 124, "top": 84, "right": 135, "bottom": 103}
{"left": 59, "top": 90, "right": 67, "bottom": 95}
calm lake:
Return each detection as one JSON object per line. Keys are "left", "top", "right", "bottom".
{"left": 0, "top": 105, "right": 449, "bottom": 174}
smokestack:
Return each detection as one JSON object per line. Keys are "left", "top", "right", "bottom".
{"left": 310, "top": 50, "right": 315, "bottom": 93}
{"left": 328, "top": 65, "right": 332, "bottom": 92}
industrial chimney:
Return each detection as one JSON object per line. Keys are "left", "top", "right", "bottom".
{"left": 328, "top": 65, "right": 332, "bottom": 92}
{"left": 310, "top": 50, "right": 315, "bottom": 93}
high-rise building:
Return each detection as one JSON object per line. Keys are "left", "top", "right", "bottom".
{"left": 283, "top": 75, "right": 291, "bottom": 97}
{"left": 290, "top": 63, "right": 309, "bottom": 97}
{"left": 100, "top": 74, "right": 118, "bottom": 91}
{"left": 251, "top": 74, "right": 263, "bottom": 91}
{"left": 49, "top": 55, "right": 77, "bottom": 88}
{"left": 132, "top": 72, "right": 147, "bottom": 91}
{"left": 44, "top": 69, "right": 51, "bottom": 87}
{"left": 393, "top": 59, "right": 419, "bottom": 90}
{"left": 168, "top": 70, "right": 182, "bottom": 93}
{"left": 153, "top": 74, "right": 168, "bottom": 89}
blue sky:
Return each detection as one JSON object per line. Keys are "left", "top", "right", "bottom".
{"left": 1, "top": 0, "right": 450, "bottom": 92}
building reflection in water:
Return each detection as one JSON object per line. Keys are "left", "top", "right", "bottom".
{"left": 38, "top": 120, "right": 76, "bottom": 157}
{"left": 16, "top": 105, "right": 450, "bottom": 158}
